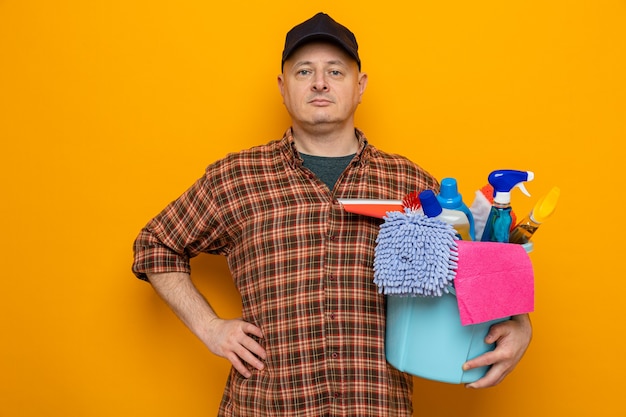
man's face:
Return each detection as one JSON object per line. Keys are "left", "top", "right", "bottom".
{"left": 278, "top": 42, "right": 367, "bottom": 133}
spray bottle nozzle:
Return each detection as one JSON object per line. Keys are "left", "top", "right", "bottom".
{"left": 517, "top": 182, "right": 532, "bottom": 198}
{"left": 488, "top": 170, "right": 534, "bottom": 205}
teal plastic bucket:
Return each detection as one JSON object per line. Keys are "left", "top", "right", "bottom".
{"left": 385, "top": 289, "right": 508, "bottom": 384}
{"left": 385, "top": 242, "right": 533, "bottom": 383}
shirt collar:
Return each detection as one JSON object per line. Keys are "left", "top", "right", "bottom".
{"left": 280, "top": 127, "right": 370, "bottom": 169}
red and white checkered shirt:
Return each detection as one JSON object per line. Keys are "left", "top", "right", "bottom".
{"left": 133, "top": 128, "right": 439, "bottom": 416}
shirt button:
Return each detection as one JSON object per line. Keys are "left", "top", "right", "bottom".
{"left": 328, "top": 274, "right": 335, "bottom": 281}
{"left": 331, "top": 352, "right": 339, "bottom": 359}
{"left": 329, "top": 313, "right": 336, "bottom": 319}
{"left": 333, "top": 392, "right": 341, "bottom": 398}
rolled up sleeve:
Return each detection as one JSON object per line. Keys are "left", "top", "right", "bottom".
{"left": 131, "top": 171, "right": 230, "bottom": 281}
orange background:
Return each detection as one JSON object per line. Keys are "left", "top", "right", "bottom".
{"left": 1, "top": 1, "right": 625, "bottom": 416}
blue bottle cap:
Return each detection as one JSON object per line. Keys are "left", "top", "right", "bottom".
{"left": 438, "top": 178, "right": 462, "bottom": 207}
{"left": 419, "top": 189, "right": 443, "bottom": 218}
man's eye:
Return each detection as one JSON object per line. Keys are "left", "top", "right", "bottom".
{"left": 330, "top": 70, "right": 342, "bottom": 76}
{"left": 297, "top": 69, "right": 311, "bottom": 76}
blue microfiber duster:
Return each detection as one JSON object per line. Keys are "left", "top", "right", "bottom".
{"left": 374, "top": 209, "right": 459, "bottom": 297}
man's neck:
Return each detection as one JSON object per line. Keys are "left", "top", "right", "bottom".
{"left": 291, "top": 124, "right": 359, "bottom": 157}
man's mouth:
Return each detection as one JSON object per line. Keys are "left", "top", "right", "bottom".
{"left": 309, "top": 97, "right": 333, "bottom": 105}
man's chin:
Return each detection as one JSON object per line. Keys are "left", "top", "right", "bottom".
{"left": 305, "top": 119, "right": 341, "bottom": 131}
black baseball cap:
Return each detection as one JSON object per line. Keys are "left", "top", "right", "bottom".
{"left": 281, "top": 12, "right": 361, "bottom": 71}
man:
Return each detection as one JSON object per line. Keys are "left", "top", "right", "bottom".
{"left": 132, "top": 12, "right": 532, "bottom": 416}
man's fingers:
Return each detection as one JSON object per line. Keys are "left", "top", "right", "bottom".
{"left": 465, "top": 363, "right": 507, "bottom": 389}
{"left": 241, "top": 322, "right": 264, "bottom": 339}
{"left": 227, "top": 353, "right": 253, "bottom": 378}
{"left": 212, "top": 319, "right": 267, "bottom": 378}
{"left": 241, "top": 336, "right": 266, "bottom": 360}
{"left": 236, "top": 343, "right": 265, "bottom": 372}
{"left": 463, "top": 350, "right": 496, "bottom": 371}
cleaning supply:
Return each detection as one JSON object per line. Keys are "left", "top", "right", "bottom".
{"left": 386, "top": 291, "right": 509, "bottom": 384}
{"left": 470, "top": 184, "right": 518, "bottom": 241}
{"left": 481, "top": 170, "right": 534, "bottom": 243}
{"left": 453, "top": 241, "right": 534, "bottom": 325}
{"left": 385, "top": 239, "right": 534, "bottom": 383}
{"left": 377, "top": 206, "right": 535, "bottom": 384}
{"left": 419, "top": 190, "right": 472, "bottom": 241}
{"left": 509, "top": 186, "right": 560, "bottom": 244}
{"left": 373, "top": 209, "right": 458, "bottom": 297}
{"left": 436, "top": 177, "right": 476, "bottom": 240}
{"left": 337, "top": 198, "right": 403, "bottom": 218}
{"left": 468, "top": 184, "right": 494, "bottom": 241}
{"left": 402, "top": 190, "right": 422, "bottom": 212}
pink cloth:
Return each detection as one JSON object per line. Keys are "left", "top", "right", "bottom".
{"left": 454, "top": 241, "right": 534, "bottom": 326}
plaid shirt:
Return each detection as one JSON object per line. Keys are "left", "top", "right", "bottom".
{"left": 133, "top": 129, "right": 439, "bottom": 417}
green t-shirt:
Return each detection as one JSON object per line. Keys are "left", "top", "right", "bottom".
{"left": 300, "top": 153, "right": 356, "bottom": 190}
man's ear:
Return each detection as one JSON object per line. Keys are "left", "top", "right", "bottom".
{"left": 277, "top": 74, "right": 285, "bottom": 98}
{"left": 358, "top": 72, "right": 368, "bottom": 100}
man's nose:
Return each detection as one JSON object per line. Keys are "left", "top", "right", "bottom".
{"left": 311, "top": 74, "right": 329, "bottom": 91}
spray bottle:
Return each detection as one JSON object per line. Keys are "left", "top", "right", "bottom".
{"left": 480, "top": 170, "right": 534, "bottom": 243}
{"left": 509, "top": 186, "right": 560, "bottom": 244}
{"left": 436, "top": 177, "right": 476, "bottom": 241}
{"left": 419, "top": 189, "right": 471, "bottom": 241}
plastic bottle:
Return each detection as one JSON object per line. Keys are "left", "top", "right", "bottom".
{"left": 436, "top": 177, "right": 476, "bottom": 241}
{"left": 468, "top": 184, "right": 494, "bottom": 241}
{"left": 480, "top": 170, "right": 534, "bottom": 243}
{"left": 419, "top": 190, "right": 471, "bottom": 241}
{"left": 509, "top": 186, "right": 560, "bottom": 244}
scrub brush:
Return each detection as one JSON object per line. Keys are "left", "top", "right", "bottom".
{"left": 374, "top": 209, "right": 459, "bottom": 297}
{"left": 402, "top": 191, "right": 422, "bottom": 212}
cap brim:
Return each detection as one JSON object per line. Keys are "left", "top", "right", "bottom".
{"left": 282, "top": 34, "right": 360, "bottom": 68}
